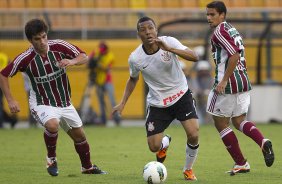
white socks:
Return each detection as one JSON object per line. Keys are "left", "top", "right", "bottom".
{"left": 183, "top": 143, "right": 199, "bottom": 171}
{"left": 160, "top": 136, "right": 170, "bottom": 150}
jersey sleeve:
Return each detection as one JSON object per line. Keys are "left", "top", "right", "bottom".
{"left": 55, "top": 39, "right": 86, "bottom": 59}
{"left": 165, "top": 36, "right": 188, "bottom": 50}
{"left": 0, "top": 48, "right": 34, "bottom": 77}
{"left": 0, "top": 62, "right": 17, "bottom": 77}
{"left": 128, "top": 54, "right": 139, "bottom": 78}
{"left": 214, "top": 25, "right": 240, "bottom": 57}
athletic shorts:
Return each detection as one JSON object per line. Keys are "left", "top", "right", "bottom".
{"left": 145, "top": 90, "right": 198, "bottom": 137}
{"left": 206, "top": 90, "right": 250, "bottom": 118}
{"left": 30, "top": 104, "right": 82, "bottom": 132}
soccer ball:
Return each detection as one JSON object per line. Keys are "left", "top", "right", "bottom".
{"left": 143, "top": 161, "right": 167, "bottom": 184}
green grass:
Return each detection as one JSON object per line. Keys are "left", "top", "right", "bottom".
{"left": 0, "top": 123, "right": 281, "bottom": 184}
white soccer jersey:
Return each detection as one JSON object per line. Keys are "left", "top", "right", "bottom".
{"left": 129, "top": 36, "right": 189, "bottom": 107}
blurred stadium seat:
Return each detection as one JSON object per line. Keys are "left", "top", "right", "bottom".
{"left": 95, "top": 0, "right": 113, "bottom": 8}
{"left": 230, "top": 0, "right": 247, "bottom": 7}
{"left": 9, "top": 0, "right": 25, "bottom": 8}
{"left": 2, "top": 0, "right": 282, "bottom": 9}
{"left": 78, "top": 0, "right": 95, "bottom": 8}
{"left": 198, "top": 0, "right": 213, "bottom": 8}
{"left": 220, "top": 0, "right": 231, "bottom": 7}
{"left": 0, "top": 13, "right": 21, "bottom": 29}
{"left": 248, "top": 0, "right": 264, "bottom": 7}
{"left": 44, "top": 0, "right": 61, "bottom": 8}
{"left": 265, "top": 0, "right": 282, "bottom": 7}
{"left": 26, "top": 0, "right": 44, "bottom": 9}
{"left": 61, "top": 0, "right": 78, "bottom": 8}
{"left": 180, "top": 0, "right": 198, "bottom": 8}
{"left": 163, "top": 0, "right": 181, "bottom": 8}
{"left": 130, "top": 0, "right": 146, "bottom": 9}
{"left": 146, "top": 0, "right": 163, "bottom": 8}
{"left": 112, "top": 0, "right": 129, "bottom": 8}
{"left": 0, "top": 0, "right": 8, "bottom": 9}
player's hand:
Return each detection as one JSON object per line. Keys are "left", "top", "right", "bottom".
{"left": 8, "top": 100, "right": 20, "bottom": 113}
{"left": 154, "top": 38, "right": 171, "bottom": 51}
{"left": 58, "top": 59, "right": 75, "bottom": 68}
{"left": 215, "top": 80, "right": 227, "bottom": 94}
{"left": 112, "top": 104, "right": 124, "bottom": 117}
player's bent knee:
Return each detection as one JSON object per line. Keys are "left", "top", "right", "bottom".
{"left": 148, "top": 144, "right": 161, "bottom": 153}
{"left": 45, "top": 121, "right": 60, "bottom": 132}
{"left": 187, "top": 133, "right": 199, "bottom": 144}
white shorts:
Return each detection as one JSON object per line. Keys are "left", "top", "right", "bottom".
{"left": 206, "top": 90, "right": 250, "bottom": 118}
{"left": 30, "top": 104, "right": 82, "bottom": 131}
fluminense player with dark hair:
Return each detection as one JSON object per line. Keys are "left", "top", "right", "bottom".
{"left": 112, "top": 16, "right": 200, "bottom": 180}
{"left": 0, "top": 18, "right": 107, "bottom": 176}
{"left": 206, "top": 1, "right": 274, "bottom": 175}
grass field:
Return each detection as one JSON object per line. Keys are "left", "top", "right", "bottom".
{"left": 0, "top": 123, "right": 281, "bottom": 184}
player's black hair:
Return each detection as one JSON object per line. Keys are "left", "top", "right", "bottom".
{"left": 136, "top": 16, "right": 156, "bottom": 31}
{"left": 206, "top": 1, "right": 227, "bottom": 15}
{"left": 25, "top": 18, "right": 49, "bottom": 40}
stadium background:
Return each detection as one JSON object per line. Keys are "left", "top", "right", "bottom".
{"left": 0, "top": 0, "right": 281, "bottom": 122}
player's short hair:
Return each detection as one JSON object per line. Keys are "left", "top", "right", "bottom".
{"left": 206, "top": 1, "right": 227, "bottom": 15}
{"left": 136, "top": 16, "right": 156, "bottom": 31}
{"left": 25, "top": 19, "right": 49, "bottom": 40}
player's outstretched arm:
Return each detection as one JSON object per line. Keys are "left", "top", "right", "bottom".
{"left": 0, "top": 73, "right": 20, "bottom": 113}
{"left": 112, "top": 76, "right": 139, "bottom": 116}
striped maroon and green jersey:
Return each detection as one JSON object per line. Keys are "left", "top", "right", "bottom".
{"left": 211, "top": 21, "right": 252, "bottom": 94}
{"left": 1, "top": 39, "right": 85, "bottom": 107}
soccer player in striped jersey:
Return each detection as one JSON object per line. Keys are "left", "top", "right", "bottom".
{"left": 112, "top": 16, "right": 200, "bottom": 180}
{"left": 206, "top": 1, "right": 274, "bottom": 175}
{"left": 0, "top": 19, "right": 106, "bottom": 176}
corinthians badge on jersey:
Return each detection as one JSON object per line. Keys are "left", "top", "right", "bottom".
{"left": 161, "top": 51, "right": 171, "bottom": 62}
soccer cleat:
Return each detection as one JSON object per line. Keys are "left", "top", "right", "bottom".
{"left": 183, "top": 169, "right": 197, "bottom": 181}
{"left": 226, "top": 161, "right": 250, "bottom": 176}
{"left": 46, "top": 157, "right": 58, "bottom": 176}
{"left": 81, "top": 164, "right": 107, "bottom": 174}
{"left": 261, "top": 139, "right": 274, "bottom": 167}
{"left": 156, "top": 135, "right": 171, "bottom": 163}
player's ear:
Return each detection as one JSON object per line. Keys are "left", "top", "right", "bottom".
{"left": 220, "top": 12, "right": 226, "bottom": 20}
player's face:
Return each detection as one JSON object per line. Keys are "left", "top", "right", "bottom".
{"left": 206, "top": 8, "right": 225, "bottom": 28}
{"left": 137, "top": 20, "right": 158, "bottom": 45}
{"left": 30, "top": 32, "right": 48, "bottom": 55}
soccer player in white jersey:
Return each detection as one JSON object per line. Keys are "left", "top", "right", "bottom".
{"left": 0, "top": 19, "right": 106, "bottom": 176}
{"left": 206, "top": 1, "right": 274, "bottom": 175}
{"left": 112, "top": 16, "right": 200, "bottom": 180}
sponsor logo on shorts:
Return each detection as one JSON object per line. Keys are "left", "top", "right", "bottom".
{"left": 41, "top": 112, "right": 48, "bottom": 120}
{"left": 186, "top": 112, "right": 192, "bottom": 117}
